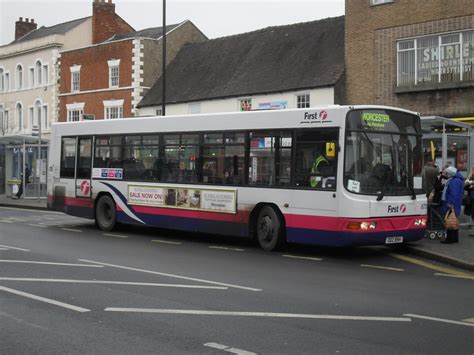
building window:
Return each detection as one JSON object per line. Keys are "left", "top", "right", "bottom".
{"left": 108, "top": 59, "right": 120, "bottom": 88}
{"left": 239, "top": 98, "right": 252, "bottom": 111}
{"left": 104, "top": 99, "right": 124, "bottom": 119}
{"left": 42, "top": 65, "right": 48, "bottom": 86}
{"left": 296, "top": 93, "right": 310, "bottom": 108}
{"left": 370, "top": 0, "right": 393, "bottom": 5}
{"left": 70, "top": 65, "right": 81, "bottom": 92}
{"left": 72, "top": 72, "right": 80, "bottom": 92}
{"left": 0, "top": 106, "right": 4, "bottom": 133}
{"left": 16, "top": 65, "right": 23, "bottom": 90}
{"left": 16, "top": 103, "right": 23, "bottom": 131}
{"left": 66, "top": 102, "right": 85, "bottom": 122}
{"left": 0, "top": 68, "right": 4, "bottom": 92}
{"left": 3, "top": 109, "right": 9, "bottom": 133}
{"left": 35, "top": 100, "right": 42, "bottom": 127}
{"left": 29, "top": 67, "right": 34, "bottom": 88}
{"left": 36, "top": 60, "right": 42, "bottom": 86}
{"left": 106, "top": 106, "right": 123, "bottom": 119}
{"left": 4, "top": 73, "right": 9, "bottom": 92}
{"left": 29, "top": 107, "right": 34, "bottom": 128}
{"left": 42, "top": 105, "right": 48, "bottom": 130}
{"left": 397, "top": 29, "right": 474, "bottom": 87}
{"left": 68, "top": 109, "right": 83, "bottom": 122}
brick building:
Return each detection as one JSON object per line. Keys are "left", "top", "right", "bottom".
{"left": 59, "top": 17, "right": 207, "bottom": 122}
{"left": 345, "top": 0, "right": 473, "bottom": 120}
{"left": 345, "top": 0, "right": 473, "bottom": 174}
{"left": 0, "top": 0, "right": 134, "bottom": 198}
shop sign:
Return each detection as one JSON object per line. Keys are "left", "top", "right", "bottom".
{"left": 13, "top": 147, "right": 34, "bottom": 154}
{"left": 128, "top": 185, "right": 237, "bottom": 214}
{"left": 418, "top": 39, "right": 474, "bottom": 76}
{"left": 257, "top": 101, "right": 288, "bottom": 110}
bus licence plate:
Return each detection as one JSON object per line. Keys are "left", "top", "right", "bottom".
{"left": 385, "top": 236, "right": 404, "bottom": 244}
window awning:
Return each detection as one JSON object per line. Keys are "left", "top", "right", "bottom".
{"left": 0, "top": 134, "right": 49, "bottom": 145}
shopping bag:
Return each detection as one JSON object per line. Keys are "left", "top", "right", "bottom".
{"left": 444, "top": 208, "right": 459, "bottom": 230}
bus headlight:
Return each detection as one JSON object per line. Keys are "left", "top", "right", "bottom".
{"left": 414, "top": 218, "right": 426, "bottom": 227}
{"left": 347, "top": 221, "right": 377, "bottom": 230}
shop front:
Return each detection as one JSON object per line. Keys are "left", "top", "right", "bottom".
{"left": 421, "top": 116, "right": 473, "bottom": 176}
{"left": 0, "top": 135, "right": 48, "bottom": 200}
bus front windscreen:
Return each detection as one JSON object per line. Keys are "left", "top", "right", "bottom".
{"left": 344, "top": 109, "right": 423, "bottom": 198}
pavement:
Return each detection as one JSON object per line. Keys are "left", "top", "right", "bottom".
{"left": 0, "top": 194, "right": 473, "bottom": 271}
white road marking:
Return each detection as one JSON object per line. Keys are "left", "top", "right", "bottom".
{"left": 0, "top": 244, "right": 30, "bottom": 252}
{"left": 0, "top": 286, "right": 90, "bottom": 313}
{"left": 61, "top": 228, "right": 82, "bottom": 233}
{"left": 360, "top": 264, "right": 404, "bottom": 272}
{"left": 28, "top": 224, "right": 47, "bottom": 228}
{"left": 204, "top": 342, "right": 257, "bottom": 355}
{"left": 0, "top": 248, "right": 9, "bottom": 251}
{"left": 0, "top": 278, "right": 228, "bottom": 289}
{"left": 282, "top": 254, "right": 323, "bottom": 261}
{"left": 103, "top": 233, "right": 128, "bottom": 239}
{"left": 434, "top": 273, "right": 474, "bottom": 281}
{"left": 0, "top": 220, "right": 14, "bottom": 223}
{"left": 104, "top": 308, "right": 411, "bottom": 322}
{"left": 209, "top": 246, "right": 244, "bottom": 252}
{"left": 79, "top": 259, "right": 261, "bottom": 292}
{"left": 0, "top": 260, "right": 103, "bottom": 267}
{"left": 151, "top": 239, "right": 181, "bottom": 245}
{"left": 404, "top": 314, "right": 474, "bottom": 327}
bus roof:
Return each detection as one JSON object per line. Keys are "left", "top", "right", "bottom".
{"left": 52, "top": 105, "right": 419, "bottom": 137}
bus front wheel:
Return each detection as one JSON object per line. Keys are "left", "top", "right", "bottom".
{"left": 95, "top": 195, "right": 116, "bottom": 231}
{"left": 256, "top": 206, "right": 285, "bottom": 251}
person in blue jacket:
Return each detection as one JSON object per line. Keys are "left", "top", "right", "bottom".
{"left": 440, "top": 166, "right": 464, "bottom": 243}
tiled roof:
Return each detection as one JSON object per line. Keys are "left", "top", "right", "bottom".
{"left": 12, "top": 17, "right": 90, "bottom": 44}
{"left": 138, "top": 16, "right": 345, "bottom": 107}
{"left": 107, "top": 23, "right": 180, "bottom": 41}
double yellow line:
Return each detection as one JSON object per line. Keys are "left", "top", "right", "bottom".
{"left": 390, "top": 253, "right": 474, "bottom": 279}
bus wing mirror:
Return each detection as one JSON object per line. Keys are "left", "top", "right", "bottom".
{"left": 326, "top": 142, "right": 336, "bottom": 158}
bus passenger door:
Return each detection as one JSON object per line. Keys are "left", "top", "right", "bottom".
{"left": 75, "top": 137, "right": 92, "bottom": 198}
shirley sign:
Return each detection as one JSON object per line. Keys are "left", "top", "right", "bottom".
{"left": 418, "top": 38, "right": 474, "bottom": 76}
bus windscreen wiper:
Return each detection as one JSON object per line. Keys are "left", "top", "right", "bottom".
{"left": 376, "top": 172, "right": 391, "bottom": 201}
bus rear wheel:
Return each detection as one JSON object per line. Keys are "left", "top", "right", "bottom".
{"left": 256, "top": 206, "right": 285, "bottom": 251}
{"left": 95, "top": 195, "right": 116, "bottom": 231}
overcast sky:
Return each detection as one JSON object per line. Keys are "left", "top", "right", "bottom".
{"left": 1, "top": 0, "right": 344, "bottom": 45}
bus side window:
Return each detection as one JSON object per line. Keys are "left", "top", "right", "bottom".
{"left": 60, "top": 137, "right": 76, "bottom": 178}
{"left": 294, "top": 129, "right": 338, "bottom": 189}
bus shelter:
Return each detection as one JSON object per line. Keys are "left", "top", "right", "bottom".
{"left": 0, "top": 135, "right": 48, "bottom": 199}
{"left": 421, "top": 116, "right": 473, "bottom": 177}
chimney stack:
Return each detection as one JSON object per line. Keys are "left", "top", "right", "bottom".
{"left": 15, "top": 17, "right": 37, "bottom": 40}
{"left": 92, "top": 0, "right": 116, "bottom": 44}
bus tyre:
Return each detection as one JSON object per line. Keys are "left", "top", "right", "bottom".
{"left": 256, "top": 206, "right": 285, "bottom": 251}
{"left": 95, "top": 195, "right": 116, "bottom": 231}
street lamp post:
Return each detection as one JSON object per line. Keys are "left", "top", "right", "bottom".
{"left": 37, "top": 109, "right": 41, "bottom": 202}
{"left": 162, "top": 0, "right": 166, "bottom": 116}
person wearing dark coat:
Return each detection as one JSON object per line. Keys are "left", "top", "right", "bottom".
{"left": 440, "top": 166, "right": 464, "bottom": 243}
{"left": 424, "top": 161, "right": 439, "bottom": 198}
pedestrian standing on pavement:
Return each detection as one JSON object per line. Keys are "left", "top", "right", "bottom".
{"left": 424, "top": 161, "right": 439, "bottom": 199}
{"left": 440, "top": 166, "right": 464, "bottom": 244}
{"left": 464, "top": 167, "right": 474, "bottom": 230}
{"left": 15, "top": 164, "right": 31, "bottom": 199}
{"left": 431, "top": 168, "right": 447, "bottom": 206}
